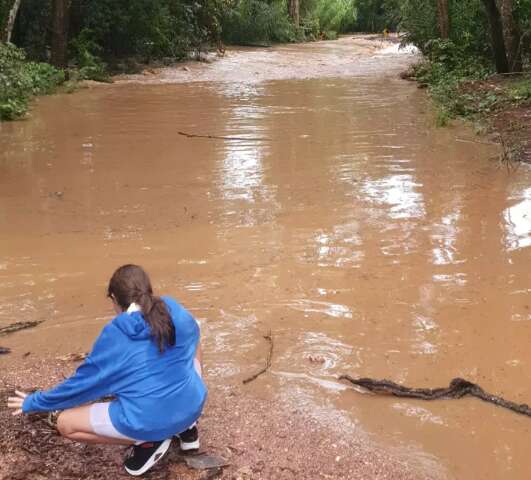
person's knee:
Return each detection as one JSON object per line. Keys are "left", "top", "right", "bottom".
{"left": 56, "top": 411, "right": 74, "bottom": 437}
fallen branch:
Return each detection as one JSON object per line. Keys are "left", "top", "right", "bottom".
{"left": 243, "top": 331, "right": 273, "bottom": 384}
{"left": 0, "top": 321, "right": 43, "bottom": 337}
{"left": 0, "top": 347, "right": 11, "bottom": 354}
{"left": 455, "top": 137, "right": 497, "bottom": 146}
{"left": 56, "top": 352, "right": 88, "bottom": 362}
{"left": 339, "top": 375, "right": 531, "bottom": 417}
{"left": 178, "top": 131, "right": 270, "bottom": 141}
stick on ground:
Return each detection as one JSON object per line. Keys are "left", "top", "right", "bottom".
{"left": 243, "top": 331, "right": 273, "bottom": 384}
{"left": 0, "top": 321, "right": 43, "bottom": 336}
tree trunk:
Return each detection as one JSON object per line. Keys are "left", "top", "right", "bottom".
{"left": 500, "top": 0, "right": 522, "bottom": 72}
{"left": 2, "top": 0, "right": 22, "bottom": 43}
{"left": 481, "top": 0, "right": 509, "bottom": 73}
{"left": 437, "top": 0, "right": 450, "bottom": 39}
{"left": 50, "top": 0, "right": 71, "bottom": 68}
{"left": 288, "top": 0, "right": 299, "bottom": 27}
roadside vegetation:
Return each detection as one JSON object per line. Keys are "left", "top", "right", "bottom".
{"left": 398, "top": 0, "right": 530, "bottom": 161}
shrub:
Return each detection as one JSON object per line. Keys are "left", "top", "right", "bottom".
{"left": 69, "top": 29, "right": 109, "bottom": 81}
{"left": 0, "top": 43, "right": 64, "bottom": 121}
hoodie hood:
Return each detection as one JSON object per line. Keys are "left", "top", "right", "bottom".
{"left": 113, "top": 311, "right": 152, "bottom": 340}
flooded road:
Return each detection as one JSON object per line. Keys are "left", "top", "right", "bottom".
{"left": 1, "top": 36, "right": 531, "bottom": 479}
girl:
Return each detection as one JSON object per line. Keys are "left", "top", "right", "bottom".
{"left": 8, "top": 264, "right": 207, "bottom": 476}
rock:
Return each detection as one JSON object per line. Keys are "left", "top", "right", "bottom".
{"left": 184, "top": 453, "right": 229, "bottom": 470}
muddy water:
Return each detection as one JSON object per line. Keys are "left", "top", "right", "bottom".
{"left": 1, "top": 37, "right": 531, "bottom": 479}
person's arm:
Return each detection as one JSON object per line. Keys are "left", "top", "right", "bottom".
{"left": 22, "top": 324, "right": 121, "bottom": 413}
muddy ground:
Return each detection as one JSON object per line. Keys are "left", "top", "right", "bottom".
{"left": 0, "top": 358, "right": 427, "bottom": 480}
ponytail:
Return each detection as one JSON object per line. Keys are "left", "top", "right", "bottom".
{"left": 137, "top": 292, "right": 176, "bottom": 352}
{"left": 108, "top": 264, "right": 176, "bottom": 352}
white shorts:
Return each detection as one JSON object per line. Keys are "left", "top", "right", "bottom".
{"left": 89, "top": 358, "right": 202, "bottom": 441}
{"left": 89, "top": 402, "right": 139, "bottom": 441}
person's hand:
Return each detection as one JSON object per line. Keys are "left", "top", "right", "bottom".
{"left": 7, "top": 390, "right": 28, "bottom": 416}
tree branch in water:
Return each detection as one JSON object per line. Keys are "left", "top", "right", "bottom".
{"left": 242, "top": 331, "right": 273, "bottom": 384}
{"left": 339, "top": 375, "right": 531, "bottom": 417}
{"left": 178, "top": 131, "right": 270, "bottom": 141}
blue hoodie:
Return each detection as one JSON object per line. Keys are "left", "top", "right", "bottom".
{"left": 22, "top": 296, "right": 207, "bottom": 441}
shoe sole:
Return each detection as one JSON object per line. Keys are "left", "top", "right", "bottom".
{"left": 124, "top": 438, "right": 172, "bottom": 476}
{"left": 180, "top": 439, "right": 200, "bottom": 451}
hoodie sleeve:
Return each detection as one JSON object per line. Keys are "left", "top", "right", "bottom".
{"left": 22, "top": 323, "right": 124, "bottom": 413}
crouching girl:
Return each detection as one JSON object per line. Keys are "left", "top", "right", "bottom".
{"left": 8, "top": 264, "right": 207, "bottom": 476}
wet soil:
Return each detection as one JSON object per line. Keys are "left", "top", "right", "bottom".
{"left": 1, "top": 35, "right": 531, "bottom": 479}
{"left": 458, "top": 76, "right": 531, "bottom": 164}
{"left": 1, "top": 359, "right": 428, "bottom": 480}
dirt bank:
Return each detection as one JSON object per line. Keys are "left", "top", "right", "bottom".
{"left": 0, "top": 358, "right": 432, "bottom": 480}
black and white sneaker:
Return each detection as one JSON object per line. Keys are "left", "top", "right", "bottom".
{"left": 124, "top": 439, "right": 172, "bottom": 476}
{"left": 177, "top": 424, "right": 200, "bottom": 451}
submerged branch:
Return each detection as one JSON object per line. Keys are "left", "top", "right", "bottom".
{"left": 178, "top": 131, "right": 270, "bottom": 141}
{"left": 339, "top": 375, "right": 531, "bottom": 417}
{"left": 243, "top": 331, "right": 273, "bottom": 384}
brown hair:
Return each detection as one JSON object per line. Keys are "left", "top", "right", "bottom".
{"left": 107, "top": 264, "right": 175, "bottom": 352}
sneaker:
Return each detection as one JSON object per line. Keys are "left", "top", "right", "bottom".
{"left": 124, "top": 439, "right": 172, "bottom": 476}
{"left": 178, "top": 425, "right": 200, "bottom": 451}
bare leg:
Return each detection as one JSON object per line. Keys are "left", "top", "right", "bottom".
{"left": 57, "top": 405, "right": 135, "bottom": 446}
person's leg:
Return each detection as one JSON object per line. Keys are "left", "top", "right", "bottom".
{"left": 56, "top": 405, "right": 135, "bottom": 446}
{"left": 58, "top": 403, "right": 172, "bottom": 476}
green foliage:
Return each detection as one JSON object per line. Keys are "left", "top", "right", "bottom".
{"left": 515, "top": 0, "right": 531, "bottom": 65}
{"left": 399, "top": 0, "right": 437, "bottom": 49}
{"left": 398, "top": 0, "right": 531, "bottom": 125}
{"left": 69, "top": 0, "right": 222, "bottom": 61}
{"left": 0, "top": 43, "right": 64, "bottom": 121}
{"left": 400, "top": 0, "right": 511, "bottom": 64}
{"left": 25, "top": 61, "right": 65, "bottom": 94}
{"left": 221, "top": 0, "right": 297, "bottom": 44}
{"left": 352, "top": 0, "right": 401, "bottom": 32}
{"left": 508, "top": 78, "right": 531, "bottom": 102}
{"left": 11, "top": 0, "right": 51, "bottom": 62}
{"left": 69, "top": 29, "right": 109, "bottom": 81}
{"left": 302, "top": 0, "right": 357, "bottom": 36}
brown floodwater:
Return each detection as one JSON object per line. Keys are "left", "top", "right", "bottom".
{"left": 1, "top": 36, "right": 530, "bottom": 479}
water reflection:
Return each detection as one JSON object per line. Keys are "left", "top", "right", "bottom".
{"left": 216, "top": 95, "right": 280, "bottom": 226}
{"left": 503, "top": 186, "right": 531, "bottom": 250}
{"left": 220, "top": 140, "right": 267, "bottom": 202}
{"left": 361, "top": 173, "right": 425, "bottom": 220}
{"left": 431, "top": 211, "right": 463, "bottom": 265}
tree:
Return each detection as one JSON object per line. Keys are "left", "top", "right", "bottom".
{"left": 481, "top": 0, "right": 509, "bottom": 73}
{"left": 288, "top": 0, "right": 300, "bottom": 27}
{"left": 500, "top": 0, "right": 523, "bottom": 72}
{"left": 436, "top": 0, "right": 449, "bottom": 38}
{"left": 50, "top": 0, "right": 70, "bottom": 68}
{"left": 2, "top": 0, "right": 22, "bottom": 43}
